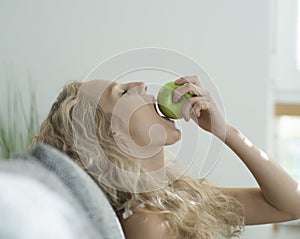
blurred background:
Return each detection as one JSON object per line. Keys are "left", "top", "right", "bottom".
{"left": 0, "top": 0, "right": 299, "bottom": 238}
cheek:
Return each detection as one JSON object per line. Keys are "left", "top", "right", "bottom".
{"left": 129, "top": 111, "right": 154, "bottom": 145}
{"left": 127, "top": 103, "right": 180, "bottom": 145}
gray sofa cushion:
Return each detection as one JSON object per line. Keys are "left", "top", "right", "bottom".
{"left": 29, "top": 144, "right": 125, "bottom": 239}
{"left": 0, "top": 158, "right": 99, "bottom": 239}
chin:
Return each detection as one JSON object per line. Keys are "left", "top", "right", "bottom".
{"left": 165, "top": 129, "right": 181, "bottom": 145}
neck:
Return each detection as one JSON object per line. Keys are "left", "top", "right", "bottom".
{"left": 139, "top": 148, "right": 165, "bottom": 172}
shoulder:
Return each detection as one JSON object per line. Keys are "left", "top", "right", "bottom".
{"left": 118, "top": 209, "right": 170, "bottom": 239}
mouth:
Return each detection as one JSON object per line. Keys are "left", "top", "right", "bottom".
{"left": 153, "top": 101, "right": 175, "bottom": 123}
{"left": 146, "top": 94, "right": 175, "bottom": 124}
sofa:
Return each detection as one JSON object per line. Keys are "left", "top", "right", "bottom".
{"left": 0, "top": 144, "right": 125, "bottom": 239}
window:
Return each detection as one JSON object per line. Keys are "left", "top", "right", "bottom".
{"left": 277, "top": 116, "right": 300, "bottom": 182}
{"left": 276, "top": 104, "right": 300, "bottom": 183}
{"left": 273, "top": 104, "right": 300, "bottom": 229}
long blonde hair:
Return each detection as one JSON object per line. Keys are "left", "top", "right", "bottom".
{"left": 32, "top": 81, "right": 244, "bottom": 238}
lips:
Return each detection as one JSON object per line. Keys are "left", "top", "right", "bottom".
{"left": 153, "top": 101, "right": 174, "bottom": 123}
{"left": 145, "top": 94, "right": 174, "bottom": 123}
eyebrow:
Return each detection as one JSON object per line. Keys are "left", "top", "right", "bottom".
{"left": 108, "top": 81, "right": 118, "bottom": 95}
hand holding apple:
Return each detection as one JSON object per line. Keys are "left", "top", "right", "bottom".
{"left": 158, "top": 76, "right": 227, "bottom": 139}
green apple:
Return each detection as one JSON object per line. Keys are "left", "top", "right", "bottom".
{"left": 157, "top": 81, "right": 193, "bottom": 119}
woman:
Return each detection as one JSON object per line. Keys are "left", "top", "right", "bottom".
{"left": 32, "top": 76, "right": 300, "bottom": 238}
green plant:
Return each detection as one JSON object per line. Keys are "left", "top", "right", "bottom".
{"left": 0, "top": 81, "right": 39, "bottom": 159}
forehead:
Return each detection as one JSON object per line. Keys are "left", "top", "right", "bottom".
{"left": 79, "top": 79, "right": 118, "bottom": 113}
{"left": 84, "top": 79, "right": 113, "bottom": 92}
{"left": 79, "top": 79, "right": 114, "bottom": 101}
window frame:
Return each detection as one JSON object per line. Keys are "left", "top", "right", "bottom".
{"left": 275, "top": 103, "right": 300, "bottom": 116}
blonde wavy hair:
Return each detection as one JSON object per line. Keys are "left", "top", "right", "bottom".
{"left": 32, "top": 81, "right": 245, "bottom": 238}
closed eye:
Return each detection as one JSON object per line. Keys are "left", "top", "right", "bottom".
{"left": 121, "top": 89, "right": 128, "bottom": 95}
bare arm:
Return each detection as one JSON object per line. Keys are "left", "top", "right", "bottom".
{"left": 174, "top": 76, "right": 300, "bottom": 225}
{"left": 220, "top": 187, "right": 298, "bottom": 225}
{"left": 220, "top": 124, "right": 300, "bottom": 225}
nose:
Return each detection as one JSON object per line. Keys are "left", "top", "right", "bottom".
{"left": 128, "top": 82, "right": 147, "bottom": 94}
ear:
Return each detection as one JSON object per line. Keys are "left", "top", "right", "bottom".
{"left": 107, "top": 124, "right": 126, "bottom": 140}
{"left": 107, "top": 125, "right": 120, "bottom": 137}
{"left": 108, "top": 127, "right": 130, "bottom": 154}
{"left": 108, "top": 128, "right": 120, "bottom": 137}
{"left": 106, "top": 113, "right": 127, "bottom": 138}
{"left": 105, "top": 113, "right": 118, "bottom": 137}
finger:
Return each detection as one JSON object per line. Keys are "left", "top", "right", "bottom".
{"left": 192, "top": 100, "right": 209, "bottom": 118}
{"left": 188, "top": 96, "right": 209, "bottom": 107}
{"left": 173, "top": 84, "right": 210, "bottom": 103}
{"left": 181, "top": 99, "right": 193, "bottom": 122}
{"left": 175, "top": 75, "right": 202, "bottom": 87}
{"left": 181, "top": 97, "right": 209, "bottom": 121}
{"left": 189, "top": 97, "right": 209, "bottom": 117}
{"left": 173, "top": 83, "right": 197, "bottom": 103}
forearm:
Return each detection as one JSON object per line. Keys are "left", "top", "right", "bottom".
{"left": 224, "top": 123, "right": 300, "bottom": 217}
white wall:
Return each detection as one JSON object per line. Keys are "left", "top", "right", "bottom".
{"left": 0, "top": 0, "right": 273, "bottom": 237}
{"left": 271, "top": 0, "right": 300, "bottom": 103}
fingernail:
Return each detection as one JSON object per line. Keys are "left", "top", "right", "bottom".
{"left": 173, "top": 94, "right": 178, "bottom": 102}
{"left": 184, "top": 116, "right": 190, "bottom": 122}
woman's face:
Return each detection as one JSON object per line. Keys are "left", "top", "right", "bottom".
{"left": 82, "top": 80, "right": 181, "bottom": 152}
